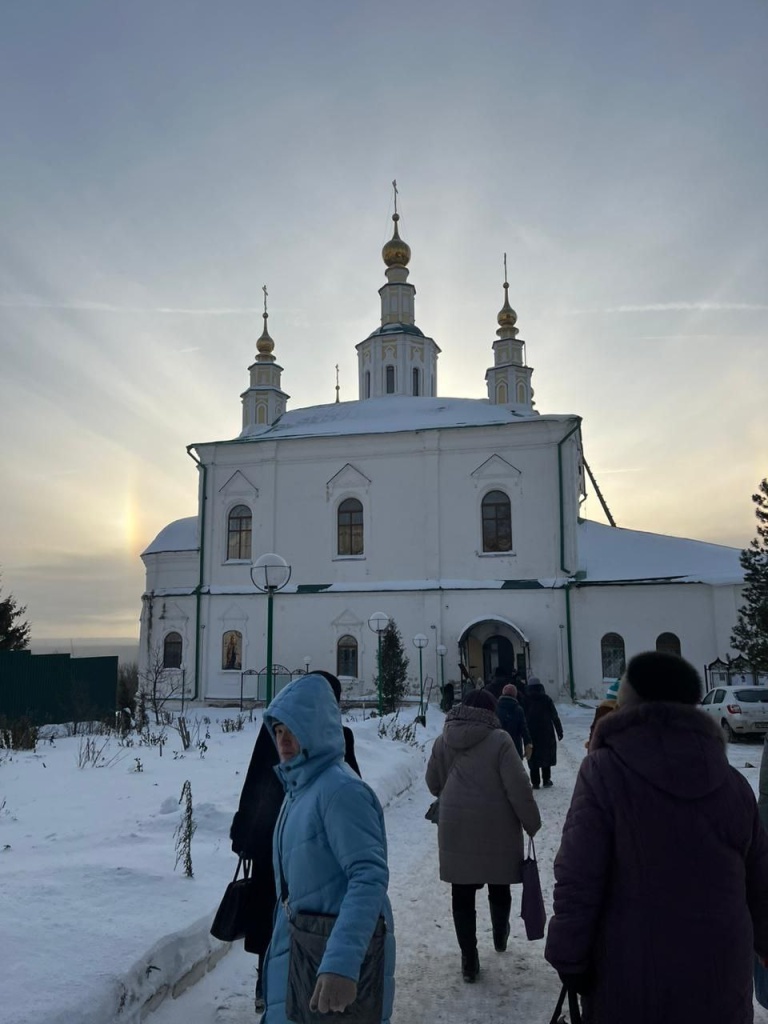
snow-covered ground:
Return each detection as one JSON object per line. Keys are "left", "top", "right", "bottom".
{"left": 2, "top": 701, "right": 767, "bottom": 1024}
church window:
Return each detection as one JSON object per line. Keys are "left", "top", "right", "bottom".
{"left": 656, "top": 632, "right": 681, "bottom": 656}
{"left": 163, "top": 631, "right": 183, "bottom": 669}
{"left": 227, "top": 505, "right": 252, "bottom": 560}
{"left": 412, "top": 368, "right": 420, "bottom": 396}
{"left": 496, "top": 381, "right": 508, "bottom": 404}
{"left": 481, "top": 490, "right": 512, "bottom": 552}
{"left": 337, "top": 498, "right": 364, "bottom": 556}
{"left": 516, "top": 381, "right": 527, "bottom": 403}
{"left": 337, "top": 635, "right": 358, "bottom": 677}
{"left": 222, "top": 630, "right": 242, "bottom": 671}
{"left": 257, "top": 404, "right": 267, "bottom": 424}
{"left": 385, "top": 365, "right": 395, "bottom": 394}
{"left": 601, "top": 633, "right": 625, "bottom": 680}
{"left": 365, "top": 371, "right": 371, "bottom": 398}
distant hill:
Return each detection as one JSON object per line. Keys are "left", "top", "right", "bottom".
{"left": 30, "top": 638, "right": 140, "bottom": 665}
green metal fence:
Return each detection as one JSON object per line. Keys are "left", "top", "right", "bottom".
{"left": 0, "top": 650, "right": 118, "bottom": 726}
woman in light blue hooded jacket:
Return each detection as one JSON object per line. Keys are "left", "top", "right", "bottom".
{"left": 262, "top": 674, "right": 395, "bottom": 1024}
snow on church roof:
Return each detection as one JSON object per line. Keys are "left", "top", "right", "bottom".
{"left": 577, "top": 519, "right": 743, "bottom": 586}
{"left": 142, "top": 516, "right": 198, "bottom": 557}
{"left": 235, "top": 396, "right": 554, "bottom": 442}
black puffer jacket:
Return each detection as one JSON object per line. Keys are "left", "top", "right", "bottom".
{"left": 525, "top": 682, "right": 562, "bottom": 769}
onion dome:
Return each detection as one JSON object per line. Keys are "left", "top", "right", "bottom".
{"left": 496, "top": 268, "right": 519, "bottom": 339}
{"left": 256, "top": 312, "right": 275, "bottom": 358}
{"left": 382, "top": 213, "right": 411, "bottom": 268}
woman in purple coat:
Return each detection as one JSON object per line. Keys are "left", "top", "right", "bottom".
{"left": 545, "top": 651, "right": 768, "bottom": 1024}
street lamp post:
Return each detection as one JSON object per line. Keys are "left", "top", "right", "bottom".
{"left": 413, "top": 633, "right": 428, "bottom": 720}
{"left": 368, "top": 612, "right": 389, "bottom": 716}
{"left": 303, "top": 655, "right": 311, "bottom": 675}
{"left": 250, "top": 553, "right": 292, "bottom": 705}
{"left": 436, "top": 643, "right": 447, "bottom": 692}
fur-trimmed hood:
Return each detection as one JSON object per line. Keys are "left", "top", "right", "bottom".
{"left": 443, "top": 704, "right": 499, "bottom": 752}
{"left": 592, "top": 700, "right": 728, "bottom": 800}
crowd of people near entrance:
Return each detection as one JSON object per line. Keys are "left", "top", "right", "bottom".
{"left": 220, "top": 651, "right": 768, "bottom": 1024}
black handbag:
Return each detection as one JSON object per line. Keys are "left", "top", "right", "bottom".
{"left": 520, "top": 836, "right": 547, "bottom": 940}
{"left": 210, "top": 857, "right": 259, "bottom": 942}
{"left": 549, "top": 983, "right": 583, "bottom": 1024}
{"left": 285, "top": 911, "right": 387, "bottom": 1024}
{"left": 424, "top": 799, "right": 439, "bottom": 824}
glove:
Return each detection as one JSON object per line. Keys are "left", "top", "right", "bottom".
{"left": 309, "top": 973, "right": 358, "bottom": 1013}
{"left": 558, "top": 969, "right": 594, "bottom": 995}
{"left": 523, "top": 744, "right": 533, "bottom": 761}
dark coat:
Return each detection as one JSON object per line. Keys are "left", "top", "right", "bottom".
{"left": 230, "top": 720, "right": 360, "bottom": 954}
{"left": 545, "top": 701, "right": 768, "bottom": 1024}
{"left": 496, "top": 695, "right": 531, "bottom": 757}
{"left": 525, "top": 683, "right": 562, "bottom": 768}
{"left": 425, "top": 705, "right": 541, "bottom": 884}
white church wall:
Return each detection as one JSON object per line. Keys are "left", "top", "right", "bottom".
{"left": 569, "top": 582, "right": 738, "bottom": 697}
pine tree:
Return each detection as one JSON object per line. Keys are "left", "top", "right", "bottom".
{"left": 379, "top": 620, "right": 409, "bottom": 713}
{"left": 0, "top": 575, "right": 31, "bottom": 650}
{"left": 731, "top": 479, "right": 768, "bottom": 671}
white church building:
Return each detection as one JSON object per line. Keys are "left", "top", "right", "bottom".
{"left": 139, "top": 210, "right": 744, "bottom": 703}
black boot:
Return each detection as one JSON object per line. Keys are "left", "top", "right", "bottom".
{"left": 452, "top": 888, "right": 479, "bottom": 982}
{"left": 461, "top": 948, "right": 480, "bottom": 983}
{"left": 489, "top": 889, "right": 512, "bottom": 953}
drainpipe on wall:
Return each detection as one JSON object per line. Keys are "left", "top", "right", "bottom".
{"left": 557, "top": 418, "right": 582, "bottom": 700}
{"left": 186, "top": 446, "right": 208, "bottom": 703}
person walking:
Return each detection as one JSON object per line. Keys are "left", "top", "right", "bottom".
{"left": 262, "top": 674, "right": 394, "bottom": 1024}
{"left": 545, "top": 651, "right": 768, "bottom": 1024}
{"left": 426, "top": 689, "right": 541, "bottom": 983}
{"left": 524, "top": 678, "right": 562, "bottom": 788}
{"left": 228, "top": 671, "right": 360, "bottom": 1013}
{"left": 496, "top": 684, "right": 532, "bottom": 760}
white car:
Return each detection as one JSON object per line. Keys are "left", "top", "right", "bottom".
{"left": 700, "top": 686, "right": 768, "bottom": 741}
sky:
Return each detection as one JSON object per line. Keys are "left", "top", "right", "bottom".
{"left": 1, "top": 1, "right": 766, "bottom": 640}
{"left": 5, "top": 701, "right": 767, "bottom": 1024}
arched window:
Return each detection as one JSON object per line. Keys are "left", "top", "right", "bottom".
{"left": 337, "top": 635, "right": 358, "bottom": 677}
{"left": 516, "top": 381, "right": 527, "bottom": 403}
{"left": 365, "top": 371, "right": 371, "bottom": 398}
{"left": 656, "top": 632, "right": 681, "bottom": 656}
{"left": 481, "top": 490, "right": 512, "bottom": 552}
{"left": 385, "top": 365, "right": 395, "bottom": 394}
{"left": 227, "top": 505, "right": 252, "bottom": 560}
{"left": 222, "top": 630, "right": 242, "bottom": 671}
{"left": 338, "top": 498, "right": 364, "bottom": 556}
{"left": 601, "top": 633, "right": 626, "bottom": 680}
{"left": 412, "top": 367, "right": 420, "bottom": 396}
{"left": 496, "top": 381, "right": 508, "bottom": 404}
{"left": 163, "top": 631, "right": 182, "bottom": 669}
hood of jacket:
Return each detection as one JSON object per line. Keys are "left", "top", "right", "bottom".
{"left": 443, "top": 704, "right": 499, "bottom": 752}
{"left": 263, "top": 673, "right": 345, "bottom": 792}
{"left": 593, "top": 700, "right": 729, "bottom": 800}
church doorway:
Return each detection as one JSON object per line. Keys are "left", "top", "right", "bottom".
{"left": 458, "top": 617, "right": 529, "bottom": 687}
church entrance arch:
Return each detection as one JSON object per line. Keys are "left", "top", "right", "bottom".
{"left": 458, "top": 617, "right": 530, "bottom": 687}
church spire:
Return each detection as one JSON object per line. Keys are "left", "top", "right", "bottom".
{"left": 485, "top": 255, "right": 534, "bottom": 412}
{"left": 240, "top": 284, "right": 289, "bottom": 435}
{"left": 356, "top": 185, "right": 440, "bottom": 400}
{"left": 255, "top": 284, "right": 275, "bottom": 361}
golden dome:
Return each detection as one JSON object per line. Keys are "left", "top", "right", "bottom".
{"left": 497, "top": 283, "right": 518, "bottom": 329}
{"left": 382, "top": 214, "right": 411, "bottom": 267}
{"left": 256, "top": 313, "right": 275, "bottom": 357}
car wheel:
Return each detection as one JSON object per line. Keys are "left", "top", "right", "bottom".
{"left": 722, "top": 720, "right": 735, "bottom": 743}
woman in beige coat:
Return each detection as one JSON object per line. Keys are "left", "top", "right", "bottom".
{"left": 426, "top": 689, "right": 541, "bottom": 982}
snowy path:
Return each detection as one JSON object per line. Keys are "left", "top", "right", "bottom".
{"left": 149, "top": 705, "right": 591, "bottom": 1024}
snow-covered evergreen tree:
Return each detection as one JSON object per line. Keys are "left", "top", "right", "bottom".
{"left": 0, "top": 573, "right": 30, "bottom": 650}
{"left": 731, "top": 478, "right": 768, "bottom": 671}
{"left": 380, "top": 620, "right": 409, "bottom": 713}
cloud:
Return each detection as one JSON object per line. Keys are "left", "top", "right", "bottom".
{"left": 0, "top": 297, "right": 262, "bottom": 316}
{"left": 561, "top": 302, "right": 768, "bottom": 315}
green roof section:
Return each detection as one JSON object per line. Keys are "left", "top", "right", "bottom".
{"left": 295, "top": 584, "right": 333, "bottom": 594}
{"left": 500, "top": 580, "right": 544, "bottom": 589}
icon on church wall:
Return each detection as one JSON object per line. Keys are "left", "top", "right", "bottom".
{"left": 222, "top": 630, "right": 242, "bottom": 671}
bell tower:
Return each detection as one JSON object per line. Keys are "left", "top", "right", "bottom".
{"left": 240, "top": 285, "right": 290, "bottom": 433}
